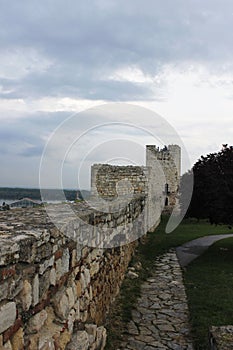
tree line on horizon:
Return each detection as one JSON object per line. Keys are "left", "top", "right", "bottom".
{"left": 180, "top": 144, "right": 233, "bottom": 226}
{"left": 0, "top": 187, "right": 89, "bottom": 202}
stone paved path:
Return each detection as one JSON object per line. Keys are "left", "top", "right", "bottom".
{"left": 176, "top": 234, "right": 233, "bottom": 267}
{"left": 118, "top": 250, "right": 193, "bottom": 350}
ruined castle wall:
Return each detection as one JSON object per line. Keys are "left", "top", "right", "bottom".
{"left": 91, "top": 164, "right": 148, "bottom": 199}
{"left": 90, "top": 163, "right": 163, "bottom": 233}
{"left": 0, "top": 196, "right": 148, "bottom": 350}
{"left": 90, "top": 143, "right": 181, "bottom": 232}
{"left": 0, "top": 144, "right": 180, "bottom": 349}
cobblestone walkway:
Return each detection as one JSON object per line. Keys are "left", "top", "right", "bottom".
{"left": 118, "top": 250, "right": 194, "bottom": 350}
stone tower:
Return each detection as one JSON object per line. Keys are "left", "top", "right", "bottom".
{"left": 146, "top": 145, "right": 181, "bottom": 209}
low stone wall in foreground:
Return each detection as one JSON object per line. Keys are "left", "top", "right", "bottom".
{"left": 0, "top": 196, "right": 150, "bottom": 350}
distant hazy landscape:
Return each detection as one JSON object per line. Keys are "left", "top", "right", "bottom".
{"left": 0, "top": 187, "right": 90, "bottom": 203}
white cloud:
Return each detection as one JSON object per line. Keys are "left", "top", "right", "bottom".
{"left": 108, "top": 66, "right": 154, "bottom": 83}
{"left": 27, "top": 97, "right": 105, "bottom": 113}
{"left": 0, "top": 48, "right": 52, "bottom": 80}
{"left": 0, "top": 98, "right": 105, "bottom": 120}
{"left": 0, "top": 99, "right": 28, "bottom": 115}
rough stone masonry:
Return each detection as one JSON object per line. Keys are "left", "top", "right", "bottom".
{"left": 0, "top": 144, "right": 180, "bottom": 349}
{"left": 0, "top": 197, "right": 146, "bottom": 350}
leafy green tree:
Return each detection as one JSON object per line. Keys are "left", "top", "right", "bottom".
{"left": 180, "top": 145, "right": 233, "bottom": 225}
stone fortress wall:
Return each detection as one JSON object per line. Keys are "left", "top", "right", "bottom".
{"left": 0, "top": 144, "right": 180, "bottom": 350}
{"left": 91, "top": 144, "right": 181, "bottom": 230}
{"left": 91, "top": 165, "right": 149, "bottom": 199}
{"left": 0, "top": 198, "right": 145, "bottom": 350}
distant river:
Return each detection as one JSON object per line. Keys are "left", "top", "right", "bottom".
{"left": 0, "top": 199, "right": 63, "bottom": 205}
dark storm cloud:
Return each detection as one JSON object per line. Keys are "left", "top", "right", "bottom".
{"left": 0, "top": 111, "right": 69, "bottom": 157}
{"left": 0, "top": 109, "right": 118, "bottom": 160}
{"left": 1, "top": 0, "right": 233, "bottom": 101}
{"left": 1, "top": 0, "right": 233, "bottom": 187}
{"left": 1, "top": 73, "right": 155, "bottom": 101}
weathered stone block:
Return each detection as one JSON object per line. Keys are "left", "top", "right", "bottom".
{"left": 32, "top": 274, "right": 39, "bottom": 306}
{"left": 0, "top": 267, "right": 16, "bottom": 282}
{"left": 76, "top": 280, "right": 82, "bottom": 297}
{"left": 71, "top": 249, "right": 77, "bottom": 267}
{"left": 39, "top": 270, "right": 50, "bottom": 299}
{"left": 54, "top": 329, "right": 71, "bottom": 350}
{"left": 27, "top": 333, "right": 39, "bottom": 350}
{"left": 55, "top": 258, "right": 62, "bottom": 281}
{"left": 53, "top": 289, "right": 70, "bottom": 320}
{"left": 81, "top": 268, "right": 90, "bottom": 290}
{"left": 10, "top": 327, "right": 24, "bottom": 350}
{"left": 38, "top": 336, "right": 55, "bottom": 350}
{"left": 81, "top": 247, "right": 90, "bottom": 259}
{"left": 61, "top": 248, "right": 70, "bottom": 274}
{"left": 90, "top": 261, "right": 100, "bottom": 277}
{"left": 74, "top": 300, "right": 80, "bottom": 321}
{"left": 66, "top": 287, "right": 75, "bottom": 309}
{"left": 8, "top": 277, "right": 23, "bottom": 299}
{"left": 66, "top": 331, "right": 89, "bottom": 350}
{"left": 55, "top": 250, "right": 70, "bottom": 281}
{"left": 67, "top": 309, "right": 76, "bottom": 333}
{"left": 0, "top": 281, "right": 8, "bottom": 302}
{"left": 39, "top": 256, "right": 54, "bottom": 275}
{"left": 27, "top": 310, "right": 48, "bottom": 334}
{"left": 96, "top": 326, "right": 107, "bottom": 350}
{"left": 85, "top": 324, "right": 97, "bottom": 339}
{"left": 3, "top": 340, "right": 12, "bottom": 350}
{"left": 20, "top": 279, "right": 32, "bottom": 311}
{"left": 49, "top": 268, "right": 56, "bottom": 286}
{"left": 0, "top": 302, "right": 16, "bottom": 333}
{"left": 35, "top": 243, "right": 53, "bottom": 262}
{"left": 80, "top": 310, "right": 88, "bottom": 322}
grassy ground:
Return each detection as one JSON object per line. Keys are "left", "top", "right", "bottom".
{"left": 105, "top": 217, "right": 233, "bottom": 349}
{"left": 184, "top": 237, "right": 233, "bottom": 349}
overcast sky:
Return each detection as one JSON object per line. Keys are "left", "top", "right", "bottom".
{"left": 1, "top": 0, "right": 233, "bottom": 189}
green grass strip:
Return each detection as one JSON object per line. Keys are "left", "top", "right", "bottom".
{"left": 185, "top": 237, "right": 233, "bottom": 349}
